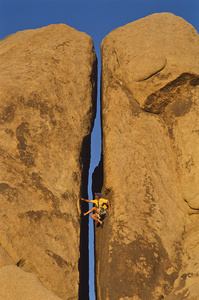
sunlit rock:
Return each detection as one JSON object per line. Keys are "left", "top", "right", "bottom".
{"left": 97, "top": 13, "right": 199, "bottom": 299}
{"left": 0, "top": 24, "right": 97, "bottom": 299}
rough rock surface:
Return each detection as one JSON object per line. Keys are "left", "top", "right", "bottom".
{"left": 97, "top": 13, "right": 199, "bottom": 299}
{"left": 0, "top": 24, "right": 97, "bottom": 299}
{"left": 0, "top": 265, "right": 62, "bottom": 300}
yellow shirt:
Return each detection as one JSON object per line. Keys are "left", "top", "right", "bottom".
{"left": 90, "top": 198, "right": 108, "bottom": 209}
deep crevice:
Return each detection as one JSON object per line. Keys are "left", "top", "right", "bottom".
{"left": 79, "top": 54, "right": 98, "bottom": 300}
{"left": 92, "top": 153, "right": 103, "bottom": 197}
{"left": 91, "top": 153, "right": 104, "bottom": 300}
{"left": 86, "top": 54, "right": 103, "bottom": 299}
{"left": 79, "top": 135, "right": 90, "bottom": 300}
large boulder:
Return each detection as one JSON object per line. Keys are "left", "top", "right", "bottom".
{"left": 97, "top": 13, "right": 199, "bottom": 299}
{"left": 0, "top": 24, "right": 97, "bottom": 299}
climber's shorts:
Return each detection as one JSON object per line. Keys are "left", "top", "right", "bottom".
{"left": 99, "top": 207, "right": 108, "bottom": 218}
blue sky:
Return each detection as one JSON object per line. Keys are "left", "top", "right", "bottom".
{"left": 0, "top": 0, "right": 199, "bottom": 299}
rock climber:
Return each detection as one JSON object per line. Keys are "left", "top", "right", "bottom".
{"left": 81, "top": 193, "right": 110, "bottom": 228}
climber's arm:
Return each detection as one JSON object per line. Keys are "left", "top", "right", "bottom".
{"left": 81, "top": 198, "right": 92, "bottom": 203}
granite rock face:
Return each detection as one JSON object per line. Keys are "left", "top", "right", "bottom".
{"left": 0, "top": 265, "right": 62, "bottom": 300}
{"left": 97, "top": 13, "right": 199, "bottom": 299}
{"left": 0, "top": 24, "right": 97, "bottom": 299}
